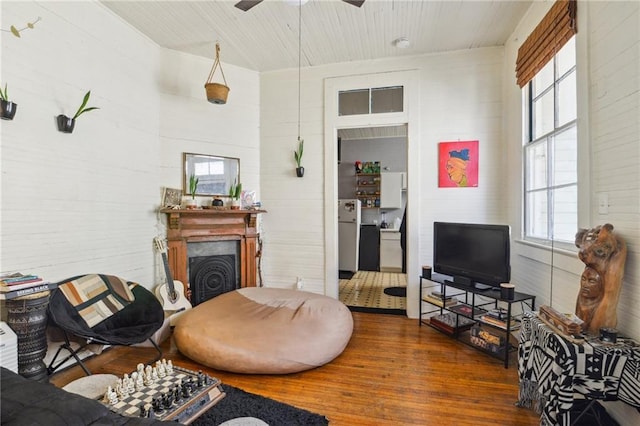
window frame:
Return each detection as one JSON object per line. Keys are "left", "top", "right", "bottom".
{"left": 523, "top": 37, "right": 578, "bottom": 246}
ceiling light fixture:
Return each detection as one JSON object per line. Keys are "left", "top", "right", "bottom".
{"left": 393, "top": 37, "right": 411, "bottom": 49}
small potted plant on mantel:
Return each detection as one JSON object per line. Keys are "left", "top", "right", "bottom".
{"left": 0, "top": 83, "right": 18, "bottom": 120}
{"left": 57, "top": 90, "right": 99, "bottom": 133}
{"left": 186, "top": 174, "right": 199, "bottom": 209}
{"left": 228, "top": 179, "right": 242, "bottom": 209}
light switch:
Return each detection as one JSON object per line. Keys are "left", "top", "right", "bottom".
{"left": 598, "top": 193, "right": 609, "bottom": 214}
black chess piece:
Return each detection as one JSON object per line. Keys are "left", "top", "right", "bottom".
{"left": 152, "top": 396, "right": 164, "bottom": 414}
{"left": 162, "top": 392, "right": 174, "bottom": 409}
{"left": 181, "top": 380, "right": 191, "bottom": 398}
{"left": 139, "top": 403, "right": 152, "bottom": 418}
{"left": 173, "top": 385, "right": 182, "bottom": 403}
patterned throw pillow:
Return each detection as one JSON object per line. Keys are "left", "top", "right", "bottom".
{"left": 59, "top": 274, "right": 136, "bottom": 327}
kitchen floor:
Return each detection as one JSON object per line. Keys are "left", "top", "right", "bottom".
{"left": 339, "top": 270, "right": 406, "bottom": 310}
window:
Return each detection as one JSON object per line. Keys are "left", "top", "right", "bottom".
{"left": 524, "top": 37, "right": 577, "bottom": 243}
{"left": 338, "top": 86, "right": 403, "bottom": 116}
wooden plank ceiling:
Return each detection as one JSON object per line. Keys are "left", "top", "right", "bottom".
{"left": 101, "top": 0, "right": 532, "bottom": 72}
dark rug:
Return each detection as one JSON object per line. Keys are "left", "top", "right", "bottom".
{"left": 383, "top": 286, "right": 407, "bottom": 297}
{"left": 191, "top": 384, "right": 328, "bottom": 426}
{"left": 338, "top": 270, "right": 355, "bottom": 280}
{"left": 348, "top": 305, "right": 406, "bottom": 316}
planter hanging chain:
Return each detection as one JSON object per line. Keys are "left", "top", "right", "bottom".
{"left": 205, "top": 42, "right": 230, "bottom": 104}
{"left": 206, "top": 42, "right": 228, "bottom": 87}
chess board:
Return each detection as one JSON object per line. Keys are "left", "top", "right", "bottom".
{"left": 105, "top": 365, "right": 225, "bottom": 424}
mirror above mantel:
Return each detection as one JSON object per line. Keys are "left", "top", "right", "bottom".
{"left": 183, "top": 152, "right": 240, "bottom": 197}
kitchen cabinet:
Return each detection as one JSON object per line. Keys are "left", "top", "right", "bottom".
{"left": 380, "top": 230, "right": 402, "bottom": 272}
{"left": 380, "top": 172, "right": 402, "bottom": 209}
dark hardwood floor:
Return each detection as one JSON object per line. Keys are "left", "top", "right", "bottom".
{"left": 49, "top": 312, "right": 539, "bottom": 425}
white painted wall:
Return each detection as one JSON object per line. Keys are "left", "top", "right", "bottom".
{"left": 0, "top": 1, "right": 260, "bottom": 289}
{"left": 259, "top": 47, "right": 507, "bottom": 305}
{"left": 0, "top": 1, "right": 161, "bottom": 285}
{"left": 504, "top": 2, "right": 639, "bottom": 423}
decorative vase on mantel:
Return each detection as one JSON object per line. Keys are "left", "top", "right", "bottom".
{"left": 185, "top": 198, "right": 198, "bottom": 209}
{"left": 230, "top": 199, "right": 241, "bottom": 210}
{"left": 1, "top": 100, "right": 17, "bottom": 120}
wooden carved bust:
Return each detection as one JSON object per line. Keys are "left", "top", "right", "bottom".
{"left": 574, "top": 224, "right": 627, "bottom": 335}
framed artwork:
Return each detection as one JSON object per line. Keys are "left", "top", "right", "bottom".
{"left": 162, "top": 187, "right": 182, "bottom": 208}
{"left": 438, "top": 140, "right": 479, "bottom": 188}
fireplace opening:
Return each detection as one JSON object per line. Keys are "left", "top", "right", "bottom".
{"left": 188, "top": 241, "right": 239, "bottom": 306}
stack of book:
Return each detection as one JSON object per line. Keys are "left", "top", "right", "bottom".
{"left": 470, "top": 326, "right": 506, "bottom": 354}
{"left": 479, "top": 308, "right": 519, "bottom": 330}
{"left": 422, "top": 291, "right": 457, "bottom": 308}
{"left": 0, "top": 273, "right": 56, "bottom": 300}
{"left": 429, "top": 312, "right": 475, "bottom": 334}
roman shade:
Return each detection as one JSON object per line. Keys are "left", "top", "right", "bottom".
{"left": 515, "top": 0, "right": 577, "bottom": 88}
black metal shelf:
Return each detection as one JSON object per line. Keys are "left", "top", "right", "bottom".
{"left": 419, "top": 275, "right": 536, "bottom": 369}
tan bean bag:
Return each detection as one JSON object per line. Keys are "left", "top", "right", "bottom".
{"left": 173, "top": 287, "right": 354, "bottom": 374}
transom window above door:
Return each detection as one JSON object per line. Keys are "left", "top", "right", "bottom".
{"left": 338, "top": 86, "right": 404, "bottom": 116}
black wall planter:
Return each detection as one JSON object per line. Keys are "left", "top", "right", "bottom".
{"left": 296, "top": 167, "right": 304, "bottom": 178}
{"left": 1, "top": 100, "right": 17, "bottom": 120}
{"left": 57, "top": 115, "right": 75, "bottom": 133}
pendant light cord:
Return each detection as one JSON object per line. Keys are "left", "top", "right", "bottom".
{"left": 297, "top": 0, "right": 302, "bottom": 140}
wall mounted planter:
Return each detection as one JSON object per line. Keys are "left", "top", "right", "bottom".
{"left": 296, "top": 167, "right": 305, "bottom": 178}
{"left": 56, "top": 115, "right": 75, "bottom": 133}
{"left": 1, "top": 100, "right": 17, "bottom": 120}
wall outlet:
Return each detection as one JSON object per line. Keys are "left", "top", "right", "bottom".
{"left": 296, "top": 277, "right": 303, "bottom": 290}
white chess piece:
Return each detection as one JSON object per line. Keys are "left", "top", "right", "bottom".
{"left": 166, "top": 360, "right": 174, "bottom": 374}
{"left": 144, "top": 365, "right": 153, "bottom": 385}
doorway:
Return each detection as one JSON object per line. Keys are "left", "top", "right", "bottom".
{"left": 337, "top": 125, "right": 408, "bottom": 314}
{"left": 323, "top": 70, "right": 420, "bottom": 318}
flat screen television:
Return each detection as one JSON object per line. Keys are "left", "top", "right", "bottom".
{"left": 433, "top": 222, "right": 511, "bottom": 289}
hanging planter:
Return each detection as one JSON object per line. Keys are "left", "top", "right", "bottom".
{"left": 1, "top": 100, "right": 17, "bottom": 120}
{"left": 204, "top": 43, "right": 230, "bottom": 104}
{"left": 294, "top": 138, "right": 304, "bottom": 178}
{"left": 57, "top": 91, "right": 99, "bottom": 134}
{"left": 56, "top": 115, "right": 75, "bottom": 133}
{"left": 0, "top": 84, "right": 17, "bottom": 120}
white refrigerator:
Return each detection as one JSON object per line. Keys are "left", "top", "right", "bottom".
{"left": 338, "top": 199, "right": 361, "bottom": 272}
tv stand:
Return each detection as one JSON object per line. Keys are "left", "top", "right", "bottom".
{"left": 419, "top": 276, "right": 536, "bottom": 368}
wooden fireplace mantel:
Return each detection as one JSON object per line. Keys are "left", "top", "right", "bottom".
{"left": 160, "top": 208, "right": 266, "bottom": 293}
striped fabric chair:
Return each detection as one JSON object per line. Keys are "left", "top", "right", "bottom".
{"left": 47, "top": 274, "right": 164, "bottom": 376}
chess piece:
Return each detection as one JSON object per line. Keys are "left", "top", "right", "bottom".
{"left": 144, "top": 365, "right": 154, "bottom": 386}
{"left": 156, "top": 360, "right": 166, "bottom": 378}
{"left": 152, "top": 367, "right": 159, "bottom": 382}
{"left": 140, "top": 403, "right": 152, "bottom": 418}
{"left": 135, "top": 372, "right": 145, "bottom": 391}
{"left": 104, "top": 386, "right": 118, "bottom": 405}
{"left": 166, "top": 360, "right": 173, "bottom": 374}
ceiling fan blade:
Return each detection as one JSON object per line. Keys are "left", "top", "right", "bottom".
{"left": 235, "top": 0, "right": 264, "bottom": 12}
{"left": 342, "top": 0, "right": 365, "bottom": 7}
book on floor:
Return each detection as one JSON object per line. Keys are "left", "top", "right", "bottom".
{"left": 0, "top": 282, "right": 57, "bottom": 300}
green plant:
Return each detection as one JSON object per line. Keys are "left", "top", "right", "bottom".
{"left": 189, "top": 174, "right": 199, "bottom": 199}
{"left": 0, "top": 83, "right": 9, "bottom": 101}
{"left": 294, "top": 137, "right": 304, "bottom": 168}
{"left": 229, "top": 178, "right": 242, "bottom": 200}
{"left": 73, "top": 91, "right": 99, "bottom": 119}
